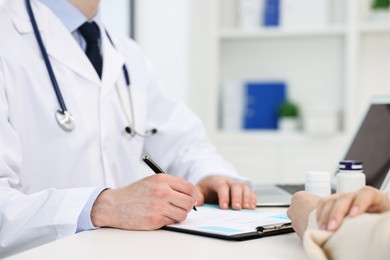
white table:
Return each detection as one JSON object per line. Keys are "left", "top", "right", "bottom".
{"left": 8, "top": 209, "right": 309, "bottom": 260}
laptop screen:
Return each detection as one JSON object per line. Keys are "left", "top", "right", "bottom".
{"left": 341, "top": 103, "right": 390, "bottom": 189}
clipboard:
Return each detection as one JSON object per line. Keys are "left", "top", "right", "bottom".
{"left": 163, "top": 204, "right": 294, "bottom": 241}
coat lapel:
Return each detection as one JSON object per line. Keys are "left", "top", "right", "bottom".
{"left": 100, "top": 31, "right": 125, "bottom": 93}
{"left": 45, "top": 23, "right": 101, "bottom": 86}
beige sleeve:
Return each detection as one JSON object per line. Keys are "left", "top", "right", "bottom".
{"left": 303, "top": 189, "right": 390, "bottom": 260}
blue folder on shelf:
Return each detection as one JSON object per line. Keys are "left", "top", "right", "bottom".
{"left": 263, "top": 0, "right": 280, "bottom": 27}
{"left": 244, "top": 82, "right": 286, "bottom": 130}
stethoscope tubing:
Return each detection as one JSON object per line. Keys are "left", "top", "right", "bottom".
{"left": 25, "top": 0, "right": 68, "bottom": 114}
{"left": 105, "top": 31, "right": 131, "bottom": 87}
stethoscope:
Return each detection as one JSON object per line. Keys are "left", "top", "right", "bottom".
{"left": 25, "top": 0, "right": 157, "bottom": 137}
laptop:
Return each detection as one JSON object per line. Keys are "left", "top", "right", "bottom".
{"left": 255, "top": 96, "right": 390, "bottom": 206}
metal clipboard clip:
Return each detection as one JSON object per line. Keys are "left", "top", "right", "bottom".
{"left": 256, "top": 223, "right": 293, "bottom": 234}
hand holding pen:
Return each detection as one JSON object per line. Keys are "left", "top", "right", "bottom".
{"left": 143, "top": 155, "right": 197, "bottom": 211}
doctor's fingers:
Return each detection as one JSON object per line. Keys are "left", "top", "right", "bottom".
{"left": 230, "top": 183, "right": 256, "bottom": 210}
{"left": 196, "top": 175, "right": 230, "bottom": 209}
{"left": 161, "top": 202, "right": 192, "bottom": 223}
{"left": 316, "top": 193, "right": 354, "bottom": 231}
{"left": 215, "top": 180, "right": 230, "bottom": 210}
{"left": 246, "top": 186, "right": 257, "bottom": 209}
{"left": 154, "top": 174, "right": 197, "bottom": 199}
{"left": 168, "top": 190, "right": 198, "bottom": 213}
{"left": 230, "top": 183, "right": 243, "bottom": 210}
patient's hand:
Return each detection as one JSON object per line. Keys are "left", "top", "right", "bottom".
{"left": 287, "top": 191, "right": 321, "bottom": 238}
{"left": 316, "top": 186, "right": 390, "bottom": 232}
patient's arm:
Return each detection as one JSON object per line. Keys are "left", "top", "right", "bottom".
{"left": 304, "top": 211, "right": 390, "bottom": 259}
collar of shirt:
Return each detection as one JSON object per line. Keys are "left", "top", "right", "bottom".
{"left": 37, "top": 0, "right": 105, "bottom": 52}
{"left": 37, "top": 0, "right": 104, "bottom": 33}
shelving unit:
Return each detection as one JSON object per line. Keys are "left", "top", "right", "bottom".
{"left": 219, "top": 26, "right": 346, "bottom": 39}
{"left": 187, "top": 0, "right": 390, "bottom": 183}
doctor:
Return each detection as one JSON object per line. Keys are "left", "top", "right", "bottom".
{"left": 0, "top": 0, "right": 256, "bottom": 257}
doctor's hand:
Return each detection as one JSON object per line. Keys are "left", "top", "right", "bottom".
{"left": 287, "top": 191, "right": 321, "bottom": 238}
{"left": 316, "top": 186, "right": 390, "bottom": 232}
{"left": 90, "top": 174, "right": 197, "bottom": 230}
{"left": 195, "top": 176, "right": 256, "bottom": 210}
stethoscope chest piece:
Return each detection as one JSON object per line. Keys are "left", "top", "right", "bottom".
{"left": 55, "top": 110, "right": 75, "bottom": 132}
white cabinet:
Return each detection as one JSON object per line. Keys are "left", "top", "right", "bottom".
{"left": 186, "top": 0, "right": 390, "bottom": 183}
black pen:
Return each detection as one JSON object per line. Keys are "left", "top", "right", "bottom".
{"left": 142, "top": 155, "right": 197, "bottom": 211}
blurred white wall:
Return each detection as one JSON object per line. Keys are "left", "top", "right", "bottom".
{"left": 135, "top": 0, "right": 191, "bottom": 103}
{"left": 100, "top": 0, "right": 132, "bottom": 37}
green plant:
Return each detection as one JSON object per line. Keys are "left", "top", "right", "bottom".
{"left": 371, "top": 0, "right": 390, "bottom": 10}
{"left": 278, "top": 100, "right": 299, "bottom": 118}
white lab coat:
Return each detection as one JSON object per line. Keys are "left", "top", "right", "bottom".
{"left": 0, "top": 0, "right": 240, "bottom": 256}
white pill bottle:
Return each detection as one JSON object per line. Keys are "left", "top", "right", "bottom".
{"left": 336, "top": 160, "right": 366, "bottom": 193}
{"left": 305, "top": 171, "right": 331, "bottom": 197}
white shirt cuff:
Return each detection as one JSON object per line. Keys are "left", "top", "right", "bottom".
{"left": 76, "top": 187, "right": 106, "bottom": 233}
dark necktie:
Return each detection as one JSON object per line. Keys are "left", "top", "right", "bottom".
{"left": 78, "top": 21, "right": 103, "bottom": 78}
